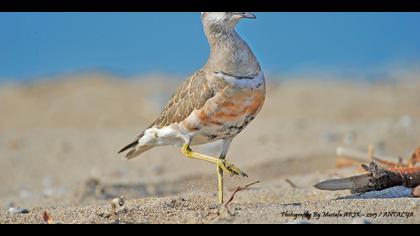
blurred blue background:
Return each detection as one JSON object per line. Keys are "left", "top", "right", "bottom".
{"left": 1, "top": 12, "right": 420, "bottom": 81}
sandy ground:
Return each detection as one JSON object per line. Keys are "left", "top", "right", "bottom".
{"left": 0, "top": 71, "right": 420, "bottom": 224}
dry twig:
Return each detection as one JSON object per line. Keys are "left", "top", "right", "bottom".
{"left": 316, "top": 162, "right": 420, "bottom": 193}
{"left": 336, "top": 146, "right": 402, "bottom": 168}
{"left": 337, "top": 146, "right": 420, "bottom": 169}
{"left": 285, "top": 179, "right": 298, "bottom": 188}
{"left": 224, "top": 181, "right": 260, "bottom": 215}
{"left": 317, "top": 146, "right": 420, "bottom": 195}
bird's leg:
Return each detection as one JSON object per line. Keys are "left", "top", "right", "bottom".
{"left": 217, "top": 164, "right": 224, "bottom": 204}
{"left": 182, "top": 144, "right": 247, "bottom": 178}
{"left": 182, "top": 143, "right": 246, "bottom": 203}
{"left": 217, "top": 138, "right": 233, "bottom": 204}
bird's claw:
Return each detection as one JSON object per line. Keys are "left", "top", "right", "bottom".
{"left": 219, "top": 160, "right": 248, "bottom": 177}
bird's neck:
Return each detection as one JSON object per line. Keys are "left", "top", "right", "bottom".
{"left": 204, "top": 25, "right": 260, "bottom": 77}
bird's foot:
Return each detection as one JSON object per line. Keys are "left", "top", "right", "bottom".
{"left": 218, "top": 160, "right": 248, "bottom": 178}
{"left": 182, "top": 144, "right": 248, "bottom": 177}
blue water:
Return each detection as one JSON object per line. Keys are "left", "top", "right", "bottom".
{"left": 1, "top": 12, "right": 420, "bottom": 81}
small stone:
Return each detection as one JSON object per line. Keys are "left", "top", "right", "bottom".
{"left": 111, "top": 196, "right": 125, "bottom": 210}
{"left": 9, "top": 207, "right": 29, "bottom": 214}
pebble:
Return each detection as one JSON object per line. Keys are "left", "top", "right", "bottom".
{"left": 9, "top": 207, "right": 29, "bottom": 215}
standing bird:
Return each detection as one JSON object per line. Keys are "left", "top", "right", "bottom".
{"left": 119, "top": 12, "right": 266, "bottom": 204}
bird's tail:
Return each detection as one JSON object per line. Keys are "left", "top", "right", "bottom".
{"left": 118, "top": 139, "right": 153, "bottom": 160}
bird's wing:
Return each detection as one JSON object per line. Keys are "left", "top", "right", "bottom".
{"left": 152, "top": 70, "right": 215, "bottom": 128}
{"left": 118, "top": 70, "right": 215, "bottom": 154}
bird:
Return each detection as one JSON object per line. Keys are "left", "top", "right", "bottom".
{"left": 119, "top": 12, "right": 266, "bottom": 204}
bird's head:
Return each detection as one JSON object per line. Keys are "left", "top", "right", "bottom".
{"left": 201, "top": 12, "right": 256, "bottom": 31}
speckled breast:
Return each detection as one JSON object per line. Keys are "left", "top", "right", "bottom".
{"left": 183, "top": 72, "right": 266, "bottom": 144}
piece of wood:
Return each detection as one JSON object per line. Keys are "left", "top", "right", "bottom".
{"left": 285, "top": 179, "right": 298, "bottom": 188}
{"left": 319, "top": 146, "right": 420, "bottom": 196}
{"left": 316, "top": 162, "right": 420, "bottom": 194}
{"left": 359, "top": 162, "right": 420, "bottom": 192}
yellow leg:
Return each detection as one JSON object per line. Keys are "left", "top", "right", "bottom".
{"left": 217, "top": 165, "right": 224, "bottom": 204}
{"left": 181, "top": 144, "right": 247, "bottom": 203}
{"left": 182, "top": 144, "right": 247, "bottom": 177}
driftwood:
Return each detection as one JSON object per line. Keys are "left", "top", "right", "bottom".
{"left": 315, "top": 146, "right": 420, "bottom": 196}
{"left": 315, "top": 162, "right": 420, "bottom": 194}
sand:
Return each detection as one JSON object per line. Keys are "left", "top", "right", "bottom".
{"left": 0, "top": 71, "right": 420, "bottom": 224}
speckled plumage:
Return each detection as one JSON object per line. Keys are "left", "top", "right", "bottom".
{"left": 119, "top": 12, "right": 266, "bottom": 161}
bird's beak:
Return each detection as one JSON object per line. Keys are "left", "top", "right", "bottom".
{"left": 238, "top": 12, "right": 256, "bottom": 19}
